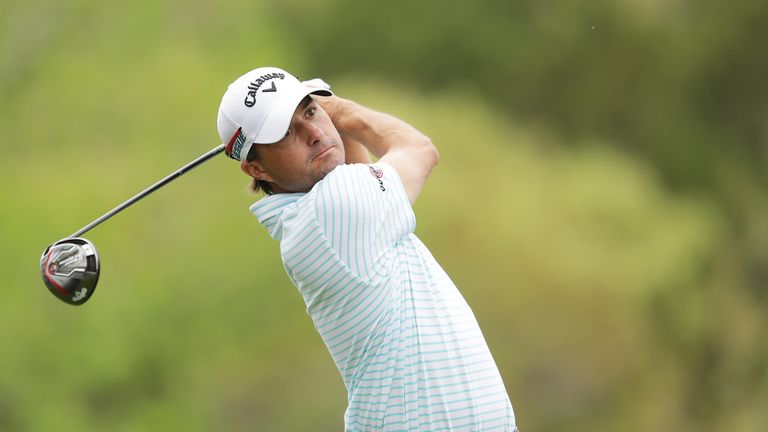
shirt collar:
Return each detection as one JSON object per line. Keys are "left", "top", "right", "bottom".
{"left": 249, "top": 193, "right": 304, "bottom": 240}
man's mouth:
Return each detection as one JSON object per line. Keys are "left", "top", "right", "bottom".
{"left": 313, "top": 146, "right": 334, "bottom": 160}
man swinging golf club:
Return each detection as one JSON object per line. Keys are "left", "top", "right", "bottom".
{"left": 218, "top": 67, "right": 517, "bottom": 431}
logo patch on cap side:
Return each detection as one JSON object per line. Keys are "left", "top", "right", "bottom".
{"left": 226, "top": 128, "right": 248, "bottom": 161}
{"left": 244, "top": 72, "right": 285, "bottom": 107}
{"left": 231, "top": 132, "right": 247, "bottom": 160}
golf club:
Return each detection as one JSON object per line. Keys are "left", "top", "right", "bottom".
{"left": 40, "top": 144, "right": 226, "bottom": 305}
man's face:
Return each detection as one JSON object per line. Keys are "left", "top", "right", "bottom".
{"left": 242, "top": 96, "right": 345, "bottom": 193}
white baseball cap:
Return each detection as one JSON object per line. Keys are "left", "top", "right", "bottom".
{"left": 217, "top": 67, "right": 332, "bottom": 161}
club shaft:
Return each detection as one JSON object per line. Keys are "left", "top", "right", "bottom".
{"left": 70, "top": 144, "right": 226, "bottom": 238}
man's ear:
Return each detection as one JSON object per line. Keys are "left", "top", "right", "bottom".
{"left": 240, "top": 159, "right": 275, "bottom": 183}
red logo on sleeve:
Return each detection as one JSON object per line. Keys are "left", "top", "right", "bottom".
{"left": 368, "top": 165, "right": 385, "bottom": 191}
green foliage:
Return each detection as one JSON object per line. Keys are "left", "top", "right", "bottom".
{"left": 2, "top": 0, "right": 766, "bottom": 431}
{"left": 277, "top": 0, "right": 768, "bottom": 187}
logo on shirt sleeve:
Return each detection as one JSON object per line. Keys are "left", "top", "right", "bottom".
{"left": 368, "top": 165, "right": 385, "bottom": 191}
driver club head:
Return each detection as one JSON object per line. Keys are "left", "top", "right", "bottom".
{"left": 40, "top": 238, "right": 100, "bottom": 305}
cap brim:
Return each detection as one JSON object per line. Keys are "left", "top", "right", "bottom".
{"left": 251, "top": 88, "right": 332, "bottom": 144}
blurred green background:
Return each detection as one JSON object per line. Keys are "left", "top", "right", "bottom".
{"left": 2, "top": 0, "right": 767, "bottom": 430}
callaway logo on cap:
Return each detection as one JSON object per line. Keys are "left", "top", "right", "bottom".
{"left": 217, "top": 67, "right": 332, "bottom": 161}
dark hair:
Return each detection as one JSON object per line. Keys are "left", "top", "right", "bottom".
{"left": 245, "top": 145, "right": 274, "bottom": 195}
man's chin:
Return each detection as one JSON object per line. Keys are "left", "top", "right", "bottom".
{"left": 316, "top": 151, "right": 344, "bottom": 173}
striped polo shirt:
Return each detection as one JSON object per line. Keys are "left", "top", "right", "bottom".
{"left": 251, "top": 163, "right": 516, "bottom": 431}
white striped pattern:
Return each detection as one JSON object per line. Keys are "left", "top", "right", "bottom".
{"left": 251, "top": 163, "right": 516, "bottom": 431}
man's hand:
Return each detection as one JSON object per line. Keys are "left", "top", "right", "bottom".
{"left": 302, "top": 78, "right": 341, "bottom": 120}
{"left": 313, "top": 94, "right": 345, "bottom": 126}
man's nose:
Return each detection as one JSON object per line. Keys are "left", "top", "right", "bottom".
{"left": 303, "top": 123, "right": 323, "bottom": 146}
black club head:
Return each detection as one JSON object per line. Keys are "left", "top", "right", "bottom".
{"left": 40, "top": 238, "right": 100, "bottom": 305}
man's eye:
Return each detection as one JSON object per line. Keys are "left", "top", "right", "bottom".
{"left": 306, "top": 107, "right": 316, "bottom": 117}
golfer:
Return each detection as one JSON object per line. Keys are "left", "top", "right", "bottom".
{"left": 217, "top": 67, "right": 517, "bottom": 431}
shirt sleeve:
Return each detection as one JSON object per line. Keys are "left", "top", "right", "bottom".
{"left": 312, "top": 162, "right": 416, "bottom": 280}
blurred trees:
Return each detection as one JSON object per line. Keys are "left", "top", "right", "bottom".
{"left": 276, "top": 0, "right": 768, "bottom": 429}
{"left": 278, "top": 0, "right": 768, "bottom": 189}
{"left": 2, "top": 0, "right": 767, "bottom": 430}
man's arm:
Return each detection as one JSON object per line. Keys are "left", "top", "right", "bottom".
{"left": 318, "top": 95, "right": 439, "bottom": 204}
{"left": 341, "top": 133, "right": 373, "bottom": 164}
